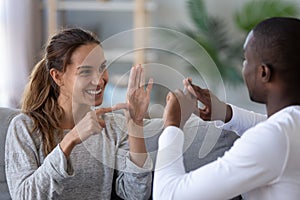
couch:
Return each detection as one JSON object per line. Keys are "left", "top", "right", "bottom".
{"left": 0, "top": 107, "right": 242, "bottom": 199}
{"left": 0, "top": 107, "right": 19, "bottom": 200}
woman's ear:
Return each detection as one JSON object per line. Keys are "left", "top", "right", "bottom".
{"left": 259, "top": 63, "right": 271, "bottom": 83}
{"left": 49, "top": 68, "right": 64, "bottom": 86}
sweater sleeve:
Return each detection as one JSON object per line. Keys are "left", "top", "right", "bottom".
{"left": 114, "top": 134, "right": 152, "bottom": 200}
{"left": 107, "top": 114, "right": 152, "bottom": 200}
{"left": 5, "top": 114, "right": 74, "bottom": 200}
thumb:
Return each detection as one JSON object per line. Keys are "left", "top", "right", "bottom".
{"left": 97, "top": 117, "right": 106, "bottom": 128}
{"left": 112, "top": 103, "right": 128, "bottom": 110}
{"left": 95, "top": 103, "right": 128, "bottom": 116}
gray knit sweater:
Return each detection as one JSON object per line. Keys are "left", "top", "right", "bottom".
{"left": 5, "top": 112, "right": 152, "bottom": 200}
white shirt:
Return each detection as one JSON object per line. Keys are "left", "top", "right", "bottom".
{"left": 153, "top": 105, "right": 300, "bottom": 200}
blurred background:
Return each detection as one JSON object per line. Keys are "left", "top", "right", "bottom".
{"left": 1, "top": 0, "right": 299, "bottom": 117}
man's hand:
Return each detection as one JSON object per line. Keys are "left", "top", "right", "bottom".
{"left": 183, "top": 78, "right": 232, "bottom": 122}
{"left": 163, "top": 89, "right": 198, "bottom": 129}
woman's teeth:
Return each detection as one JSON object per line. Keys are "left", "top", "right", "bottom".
{"left": 87, "top": 88, "right": 102, "bottom": 95}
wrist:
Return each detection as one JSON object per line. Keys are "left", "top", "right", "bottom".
{"left": 127, "top": 118, "right": 143, "bottom": 126}
{"left": 164, "top": 120, "right": 181, "bottom": 129}
{"left": 60, "top": 131, "right": 77, "bottom": 157}
{"left": 134, "top": 119, "right": 143, "bottom": 126}
{"left": 127, "top": 119, "right": 144, "bottom": 138}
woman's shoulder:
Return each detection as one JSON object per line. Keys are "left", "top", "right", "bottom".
{"left": 8, "top": 112, "right": 41, "bottom": 142}
{"left": 10, "top": 112, "right": 34, "bottom": 129}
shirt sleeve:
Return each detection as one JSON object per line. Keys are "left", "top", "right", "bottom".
{"left": 153, "top": 124, "right": 287, "bottom": 200}
{"left": 221, "top": 105, "right": 267, "bottom": 136}
{"left": 5, "top": 115, "right": 74, "bottom": 200}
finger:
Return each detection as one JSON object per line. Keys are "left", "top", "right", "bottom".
{"left": 190, "top": 83, "right": 206, "bottom": 93}
{"left": 128, "top": 65, "right": 137, "bottom": 91}
{"left": 183, "top": 78, "right": 197, "bottom": 97}
{"left": 140, "top": 65, "right": 145, "bottom": 88}
{"left": 182, "top": 78, "right": 189, "bottom": 87}
{"left": 183, "top": 77, "right": 192, "bottom": 85}
{"left": 95, "top": 107, "right": 114, "bottom": 115}
{"left": 187, "top": 85, "right": 198, "bottom": 98}
{"left": 95, "top": 103, "right": 129, "bottom": 116}
{"left": 146, "top": 78, "right": 153, "bottom": 96}
{"left": 97, "top": 118, "right": 106, "bottom": 128}
{"left": 135, "top": 64, "right": 142, "bottom": 89}
{"left": 112, "top": 103, "right": 128, "bottom": 110}
{"left": 183, "top": 79, "right": 188, "bottom": 90}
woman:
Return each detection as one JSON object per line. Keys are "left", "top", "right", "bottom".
{"left": 5, "top": 28, "right": 153, "bottom": 199}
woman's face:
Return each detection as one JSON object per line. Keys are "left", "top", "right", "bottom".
{"left": 61, "top": 43, "right": 108, "bottom": 107}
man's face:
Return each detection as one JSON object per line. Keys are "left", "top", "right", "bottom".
{"left": 242, "top": 31, "right": 265, "bottom": 103}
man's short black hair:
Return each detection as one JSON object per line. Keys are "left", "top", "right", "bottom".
{"left": 252, "top": 17, "right": 300, "bottom": 82}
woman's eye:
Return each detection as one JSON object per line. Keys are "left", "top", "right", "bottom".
{"left": 100, "top": 65, "right": 106, "bottom": 72}
{"left": 79, "top": 70, "right": 92, "bottom": 75}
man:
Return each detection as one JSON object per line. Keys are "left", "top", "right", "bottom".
{"left": 153, "top": 17, "right": 300, "bottom": 200}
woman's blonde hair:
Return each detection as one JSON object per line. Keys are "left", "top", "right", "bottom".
{"left": 22, "top": 28, "right": 100, "bottom": 156}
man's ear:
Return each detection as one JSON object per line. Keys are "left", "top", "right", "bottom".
{"left": 49, "top": 68, "right": 64, "bottom": 86}
{"left": 259, "top": 63, "right": 271, "bottom": 83}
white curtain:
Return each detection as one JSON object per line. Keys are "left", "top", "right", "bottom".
{"left": 0, "top": 0, "right": 41, "bottom": 108}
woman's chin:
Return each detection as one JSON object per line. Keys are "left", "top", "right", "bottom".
{"left": 93, "top": 103, "right": 102, "bottom": 107}
{"left": 93, "top": 99, "right": 103, "bottom": 107}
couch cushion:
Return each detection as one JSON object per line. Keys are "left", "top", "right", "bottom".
{"left": 144, "top": 114, "right": 239, "bottom": 169}
{"left": 0, "top": 107, "right": 19, "bottom": 200}
{"left": 144, "top": 115, "right": 242, "bottom": 200}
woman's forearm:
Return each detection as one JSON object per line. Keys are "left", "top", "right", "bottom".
{"left": 127, "top": 120, "right": 147, "bottom": 167}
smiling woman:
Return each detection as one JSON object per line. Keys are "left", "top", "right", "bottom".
{"left": 5, "top": 28, "right": 153, "bottom": 200}
{"left": 50, "top": 44, "right": 108, "bottom": 109}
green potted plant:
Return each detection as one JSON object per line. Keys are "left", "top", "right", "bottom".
{"left": 167, "top": 0, "right": 299, "bottom": 85}
{"left": 166, "top": 0, "right": 243, "bottom": 85}
{"left": 234, "top": 0, "right": 299, "bottom": 33}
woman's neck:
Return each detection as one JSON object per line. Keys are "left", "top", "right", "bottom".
{"left": 58, "top": 96, "right": 90, "bottom": 129}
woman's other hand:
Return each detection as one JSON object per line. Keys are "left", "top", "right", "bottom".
{"left": 126, "top": 64, "right": 153, "bottom": 125}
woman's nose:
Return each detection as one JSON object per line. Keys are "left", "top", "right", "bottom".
{"left": 91, "top": 71, "right": 103, "bottom": 85}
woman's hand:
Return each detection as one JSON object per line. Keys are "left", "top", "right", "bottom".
{"left": 60, "top": 107, "right": 122, "bottom": 157}
{"left": 126, "top": 64, "right": 153, "bottom": 125}
{"left": 183, "top": 78, "right": 232, "bottom": 122}
{"left": 125, "top": 64, "right": 153, "bottom": 167}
